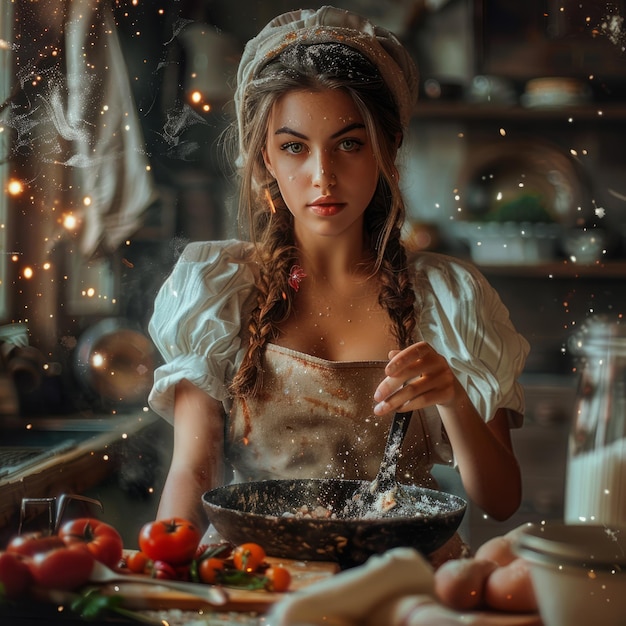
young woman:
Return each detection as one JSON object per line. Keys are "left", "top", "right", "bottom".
{"left": 148, "top": 7, "right": 529, "bottom": 559}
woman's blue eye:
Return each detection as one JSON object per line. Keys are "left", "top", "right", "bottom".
{"left": 282, "top": 142, "right": 304, "bottom": 154}
{"left": 339, "top": 138, "right": 363, "bottom": 151}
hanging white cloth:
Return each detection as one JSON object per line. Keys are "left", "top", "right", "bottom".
{"left": 16, "top": 0, "right": 158, "bottom": 257}
{"left": 61, "top": 0, "right": 157, "bottom": 257}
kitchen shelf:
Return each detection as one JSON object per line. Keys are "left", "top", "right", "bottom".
{"left": 475, "top": 259, "right": 626, "bottom": 278}
{"left": 412, "top": 101, "right": 626, "bottom": 123}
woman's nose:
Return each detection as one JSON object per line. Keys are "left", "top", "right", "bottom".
{"left": 311, "top": 151, "right": 336, "bottom": 191}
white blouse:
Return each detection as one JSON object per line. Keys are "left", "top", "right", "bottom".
{"left": 148, "top": 239, "right": 529, "bottom": 484}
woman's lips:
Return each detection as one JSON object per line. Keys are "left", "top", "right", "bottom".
{"left": 308, "top": 199, "right": 345, "bottom": 216}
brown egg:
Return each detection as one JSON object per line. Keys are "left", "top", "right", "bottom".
{"left": 484, "top": 557, "right": 538, "bottom": 613}
{"left": 475, "top": 523, "right": 538, "bottom": 566}
{"left": 474, "top": 535, "right": 517, "bottom": 566}
{"left": 434, "top": 558, "right": 498, "bottom": 611}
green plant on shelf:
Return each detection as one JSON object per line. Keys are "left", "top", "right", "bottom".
{"left": 474, "top": 193, "right": 555, "bottom": 224}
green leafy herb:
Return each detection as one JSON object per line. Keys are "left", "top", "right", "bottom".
{"left": 70, "top": 587, "right": 162, "bottom": 624}
{"left": 218, "top": 570, "right": 267, "bottom": 590}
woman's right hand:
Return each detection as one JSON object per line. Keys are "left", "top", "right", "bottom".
{"left": 373, "top": 342, "right": 457, "bottom": 417}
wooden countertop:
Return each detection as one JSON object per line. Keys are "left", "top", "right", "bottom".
{"left": 0, "top": 410, "right": 160, "bottom": 534}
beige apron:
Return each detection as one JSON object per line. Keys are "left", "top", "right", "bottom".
{"left": 227, "top": 343, "right": 453, "bottom": 487}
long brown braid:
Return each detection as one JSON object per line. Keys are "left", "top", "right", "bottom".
{"left": 229, "top": 182, "right": 299, "bottom": 397}
{"left": 227, "top": 42, "right": 417, "bottom": 397}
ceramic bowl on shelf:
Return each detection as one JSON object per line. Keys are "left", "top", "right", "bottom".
{"left": 450, "top": 221, "right": 561, "bottom": 265}
{"left": 514, "top": 523, "right": 626, "bottom": 626}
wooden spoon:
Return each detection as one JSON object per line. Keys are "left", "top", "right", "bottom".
{"left": 345, "top": 411, "right": 413, "bottom": 517}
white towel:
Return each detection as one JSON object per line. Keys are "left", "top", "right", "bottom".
{"left": 266, "top": 547, "right": 435, "bottom": 626}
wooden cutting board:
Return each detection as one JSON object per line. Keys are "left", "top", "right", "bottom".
{"left": 97, "top": 557, "right": 339, "bottom": 614}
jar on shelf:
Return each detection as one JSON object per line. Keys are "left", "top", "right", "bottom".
{"left": 564, "top": 317, "right": 626, "bottom": 526}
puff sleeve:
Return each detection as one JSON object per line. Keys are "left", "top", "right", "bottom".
{"left": 148, "top": 240, "right": 257, "bottom": 422}
{"left": 413, "top": 253, "right": 530, "bottom": 427}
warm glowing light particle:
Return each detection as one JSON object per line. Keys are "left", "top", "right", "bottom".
{"left": 191, "top": 91, "right": 202, "bottom": 104}
{"left": 23, "top": 267, "right": 34, "bottom": 279}
{"left": 63, "top": 214, "right": 78, "bottom": 230}
{"left": 83, "top": 196, "right": 92, "bottom": 206}
{"left": 7, "top": 179, "right": 24, "bottom": 195}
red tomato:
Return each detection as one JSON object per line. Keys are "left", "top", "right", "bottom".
{"left": 0, "top": 551, "right": 33, "bottom": 598}
{"left": 232, "top": 543, "right": 266, "bottom": 573}
{"left": 29, "top": 546, "right": 95, "bottom": 590}
{"left": 138, "top": 518, "right": 201, "bottom": 566}
{"left": 58, "top": 518, "right": 123, "bottom": 569}
{"left": 264, "top": 565, "right": 291, "bottom": 592}
{"left": 197, "top": 557, "right": 225, "bottom": 584}
{"left": 125, "top": 550, "right": 151, "bottom": 574}
{"left": 6, "top": 532, "right": 64, "bottom": 557}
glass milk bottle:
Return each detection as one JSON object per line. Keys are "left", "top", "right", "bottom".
{"left": 564, "top": 318, "right": 626, "bottom": 526}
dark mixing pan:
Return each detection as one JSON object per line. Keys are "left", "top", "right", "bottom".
{"left": 202, "top": 478, "right": 466, "bottom": 568}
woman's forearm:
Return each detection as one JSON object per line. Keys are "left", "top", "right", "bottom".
{"left": 157, "top": 380, "right": 225, "bottom": 530}
{"left": 157, "top": 465, "right": 214, "bottom": 532}
{"left": 439, "top": 387, "right": 521, "bottom": 521}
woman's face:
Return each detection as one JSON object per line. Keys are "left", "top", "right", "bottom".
{"left": 262, "top": 88, "right": 379, "bottom": 243}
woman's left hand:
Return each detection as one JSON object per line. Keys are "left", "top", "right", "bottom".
{"left": 373, "top": 342, "right": 457, "bottom": 416}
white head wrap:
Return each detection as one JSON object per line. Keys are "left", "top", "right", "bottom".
{"left": 234, "top": 5, "right": 418, "bottom": 140}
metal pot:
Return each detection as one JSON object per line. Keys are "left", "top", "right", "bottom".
{"left": 202, "top": 478, "right": 466, "bottom": 568}
{"left": 73, "top": 317, "right": 158, "bottom": 407}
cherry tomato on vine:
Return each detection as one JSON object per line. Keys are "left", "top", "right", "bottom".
{"left": 264, "top": 565, "right": 291, "bottom": 592}
{"left": 138, "top": 518, "right": 201, "bottom": 566}
{"left": 232, "top": 543, "right": 266, "bottom": 573}
{"left": 58, "top": 518, "right": 123, "bottom": 569}
{"left": 197, "top": 557, "right": 225, "bottom": 584}
{"left": 125, "top": 550, "right": 151, "bottom": 574}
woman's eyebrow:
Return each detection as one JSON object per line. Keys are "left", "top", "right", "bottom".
{"left": 274, "top": 127, "right": 307, "bottom": 139}
{"left": 273, "top": 122, "right": 366, "bottom": 139}
{"left": 331, "top": 122, "right": 366, "bottom": 138}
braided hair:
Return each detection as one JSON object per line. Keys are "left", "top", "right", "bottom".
{"left": 227, "top": 42, "right": 416, "bottom": 397}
